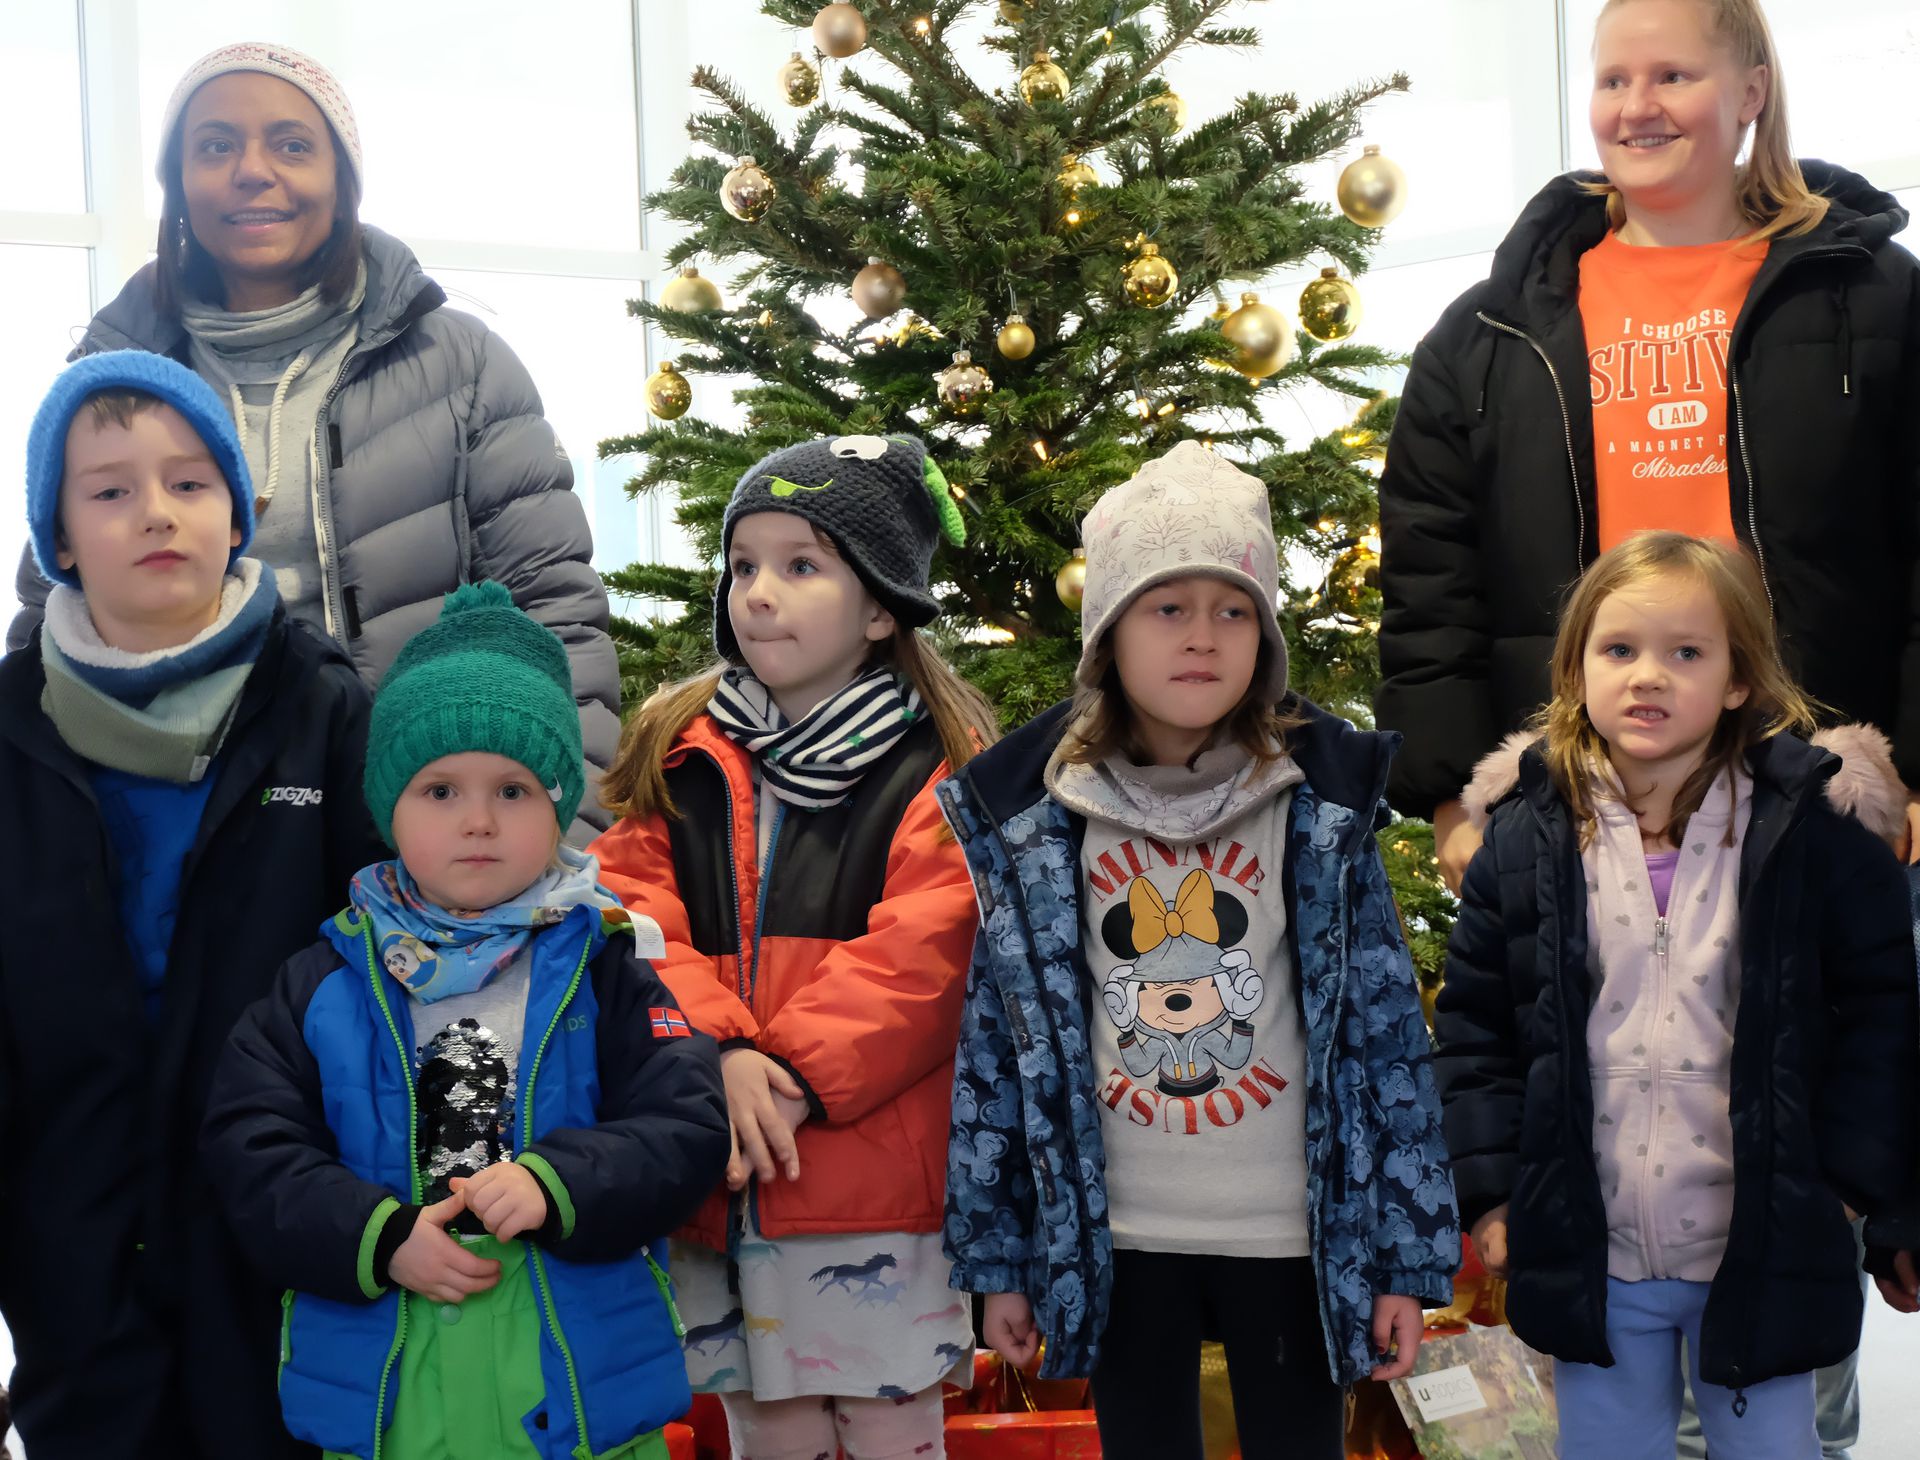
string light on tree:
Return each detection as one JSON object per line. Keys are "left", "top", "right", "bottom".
{"left": 1019, "top": 48, "right": 1069, "bottom": 105}
{"left": 1219, "top": 292, "right": 1295, "bottom": 378}
{"left": 777, "top": 51, "right": 821, "bottom": 106}
{"left": 644, "top": 360, "right": 692, "bottom": 420}
{"left": 1299, "top": 267, "right": 1363, "bottom": 341}
{"left": 659, "top": 265, "right": 723, "bottom": 314}
{"left": 933, "top": 349, "right": 995, "bottom": 415}
{"left": 811, "top": 2, "right": 868, "bottom": 57}
{"left": 1336, "top": 144, "right": 1408, "bottom": 228}
{"left": 851, "top": 257, "right": 908, "bottom": 316}
{"left": 720, "top": 156, "right": 776, "bottom": 222}
{"left": 1121, "top": 238, "right": 1179, "bottom": 308}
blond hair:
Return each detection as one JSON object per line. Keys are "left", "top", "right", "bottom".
{"left": 603, "top": 545, "right": 999, "bottom": 822}
{"left": 1057, "top": 633, "right": 1303, "bottom": 771}
{"left": 1539, "top": 531, "right": 1819, "bottom": 847}
{"left": 1586, "top": 0, "right": 1830, "bottom": 242}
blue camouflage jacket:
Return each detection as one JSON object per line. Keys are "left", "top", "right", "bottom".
{"left": 937, "top": 697, "right": 1459, "bottom": 1383}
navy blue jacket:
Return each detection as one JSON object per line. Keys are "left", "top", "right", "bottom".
{"left": 940, "top": 698, "right": 1459, "bottom": 1383}
{"left": 0, "top": 612, "right": 382, "bottom": 1460}
{"left": 201, "top": 904, "right": 729, "bottom": 1459}
{"left": 1437, "top": 736, "right": 1918, "bottom": 1387}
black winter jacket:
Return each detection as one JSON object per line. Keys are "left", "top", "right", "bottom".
{"left": 1435, "top": 734, "right": 1918, "bottom": 1387}
{"left": 1377, "top": 165, "right": 1920, "bottom": 818}
{"left": 0, "top": 614, "right": 386, "bottom": 1460}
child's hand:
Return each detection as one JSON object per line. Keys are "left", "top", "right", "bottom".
{"left": 982, "top": 1292, "right": 1040, "bottom": 1367}
{"left": 1874, "top": 1251, "right": 1919, "bottom": 1314}
{"left": 449, "top": 1163, "right": 549, "bottom": 1242}
{"left": 720, "top": 1048, "right": 809, "bottom": 1189}
{"left": 1471, "top": 1203, "right": 1512, "bottom": 1279}
{"left": 1370, "top": 1294, "right": 1425, "bottom": 1381}
{"left": 388, "top": 1192, "right": 501, "bottom": 1303}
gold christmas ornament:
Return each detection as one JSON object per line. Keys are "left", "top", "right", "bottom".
{"left": 1019, "top": 48, "right": 1069, "bottom": 106}
{"left": 934, "top": 349, "right": 995, "bottom": 416}
{"left": 644, "top": 360, "right": 692, "bottom": 420}
{"left": 996, "top": 313, "right": 1036, "bottom": 360}
{"left": 851, "top": 258, "right": 908, "bottom": 317}
{"left": 998, "top": 0, "right": 1027, "bottom": 20}
{"left": 1220, "top": 292, "right": 1295, "bottom": 378}
{"left": 777, "top": 51, "right": 821, "bottom": 107}
{"left": 1145, "top": 90, "right": 1187, "bottom": 132}
{"left": 811, "top": 2, "right": 868, "bottom": 57}
{"left": 1057, "top": 152, "right": 1098, "bottom": 194}
{"left": 1121, "top": 241, "right": 1179, "bottom": 308}
{"left": 659, "top": 265, "right": 723, "bottom": 314}
{"left": 1336, "top": 144, "right": 1408, "bottom": 228}
{"left": 720, "top": 156, "right": 777, "bottom": 223}
{"left": 1055, "top": 549, "right": 1087, "bottom": 611}
{"left": 1299, "top": 267, "right": 1363, "bottom": 342}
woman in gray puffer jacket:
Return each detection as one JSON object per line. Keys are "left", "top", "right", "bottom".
{"left": 8, "top": 42, "right": 619, "bottom": 833}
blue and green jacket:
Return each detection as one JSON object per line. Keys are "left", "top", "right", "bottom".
{"left": 202, "top": 902, "right": 730, "bottom": 1459}
{"left": 938, "top": 697, "right": 1460, "bottom": 1383}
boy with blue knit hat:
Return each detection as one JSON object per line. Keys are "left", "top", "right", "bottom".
{"left": 203, "top": 582, "right": 730, "bottom": 1460}
{"left": 0, "top": 350, "right": 386, "bottom": 1459}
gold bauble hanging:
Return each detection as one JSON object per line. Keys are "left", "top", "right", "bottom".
{"left": 811, "top": 3, "right": 868, "bottom": 57}
{"left": 996, "top": 313, "right": 1036, "bottom": 360}
{"left": 1299, "top": 267, "right": 1364, "bottom": 342}
{"left": 934, "top": 349, "right": 995, "bottom": 416}
{"left": 645, "top": 360, "right": 692, "bottom": 420}
{"left": 777, "top": 51, "right": 821, "bottom": 107}
{"left": 719, "top": 156, "right": 777, "bottom": 222}
{"left": 1121, "top": 241, "right": 1179, "bottom": 308}
{"left": 998, "top": 0, "right": 1027, "bottom": 20}
{"left": 659, "top": 265, "right": 723, "bottom": 314}
{"left": 1055, "top": 549, "right": 1087, "bottom": 611}
{"left": 1019, "top": 48, "right": 1069, "bottom": 106}
{"left": 1057, "top": 152, "right": 1098, "bottom": 194}
{"left": 1336, "top": 144, "right": 1408, "bottom": 228}
{"left": 1145, "top": 90, "right": 1187, "bottom": 132}
{"left": 1220, "top": 292, "right": 1295, "bottom": 378}
{"left": 851, "top": 257, "right": 908, "bottom": 317}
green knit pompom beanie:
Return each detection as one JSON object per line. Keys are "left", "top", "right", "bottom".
{"left": 364, "top": 581, "right": 583, "bottom": 844}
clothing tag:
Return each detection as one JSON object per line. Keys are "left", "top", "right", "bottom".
{"left": 628, "top": 913, "right": 667, "bottom": 961}
{"left": 190, "top": 754, "right": 211, "bottom": 783}
{"left": 1407, "top": 1364, "right": 1488, "bottom": 1423}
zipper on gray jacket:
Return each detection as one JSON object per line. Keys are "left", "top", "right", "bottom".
{"left": 1477, "top": 312, "right": 1586, "bottom": 576}
{"left": 310, "top": 356, "right": 361, "bottom": 648}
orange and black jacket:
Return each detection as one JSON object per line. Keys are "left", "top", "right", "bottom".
{"left": 591, "top": 710, "right": 976, "bottom": 1247}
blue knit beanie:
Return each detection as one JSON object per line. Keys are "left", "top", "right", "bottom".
{"left": 25, "top": 351, "right": 255, "bottom": 589}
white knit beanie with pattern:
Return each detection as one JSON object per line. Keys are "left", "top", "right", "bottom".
{"left": 157, "top": 41, "right": 363, "bottom": 191}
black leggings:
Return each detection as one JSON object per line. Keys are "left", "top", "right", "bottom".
{"left": 1089, "top": 1249, "right": 1345, "bottom": 1460}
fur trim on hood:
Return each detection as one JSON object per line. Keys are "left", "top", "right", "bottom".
{"left": 1459, "top": 725, "right": 1909, "bottom": 847}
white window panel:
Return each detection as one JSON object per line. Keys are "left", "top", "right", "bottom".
{"left": 132, "top": 1, "right": 644, "bottom": 253}
{"left": 0, "top": 245, "right": 96, "bottom": 620}
{"left": 0, "top": 3, "right": 86, "bottom": 215}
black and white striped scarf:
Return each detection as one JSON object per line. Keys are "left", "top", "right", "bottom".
{"left": 707, "top": 665, "right": 924, "bottom": 809}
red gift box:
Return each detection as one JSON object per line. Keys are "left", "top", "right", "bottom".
{"left": 945, "top": 1410, "right": 1102, "bottom": 1460}
{"left": 664, "top": 1422, "right": 697, "bottom": 1460}
{"left": 680, "top": 1394, "right": 731, "bottom": 1460}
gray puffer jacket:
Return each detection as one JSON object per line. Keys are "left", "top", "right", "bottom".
{"left": 9, "top": 226, "right": 620, "bottom": 833}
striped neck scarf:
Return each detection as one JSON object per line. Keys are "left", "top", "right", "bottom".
{"left": 707, "top": 665, "right": 923, "bottom": 809}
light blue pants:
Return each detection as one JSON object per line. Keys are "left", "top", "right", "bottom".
{"left": 1555, "top": 1278, "right": 1818, "bottom": 1460}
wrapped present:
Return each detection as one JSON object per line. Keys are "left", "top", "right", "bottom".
{"left": 680, "top": 1394, "right": 730, "bottom": 1460}
{"left": 946, "top": 1409, "right": 1102, "bottom": 1460}
{"left": 1425, "top": 1232, "right": 1509, "bottom": 1331}
{"left": 1346, "top": 1379, "right": 1420, "bottom": 1460}
{"left": 664, "top": 1422, "right": 697, "bottom": 1460}
{"left": 946, "top": 1351, "right": 1004, "bottom": 1416}
{"left": 1198, "top": 1342, "right": 1237, "bottom": 1460}
{"left": 1386, "top": 1325, "right": 1557, "bottom": 1459}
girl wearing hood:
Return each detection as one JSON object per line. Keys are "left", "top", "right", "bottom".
{"left": 8, "top": 43, "right": 619, "bottom": 836}
{"left": 1376, "top": 0, "right": 1920, "bottom": 892}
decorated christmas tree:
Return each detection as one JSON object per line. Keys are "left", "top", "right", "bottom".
{"left": 599, "top": 0, "right": 1451, "bottom": 970}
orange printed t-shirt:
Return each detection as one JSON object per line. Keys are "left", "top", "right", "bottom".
{"left": 1579, "top": 229, "right": 1768, "bottom": 552}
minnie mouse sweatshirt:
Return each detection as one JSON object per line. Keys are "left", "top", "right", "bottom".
{"left": 1045, "top": 740, "right": 1311, "bottom": 1258}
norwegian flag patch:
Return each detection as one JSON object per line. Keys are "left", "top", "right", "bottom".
{"left": 649, "top": 1007, "right": 693, "bottom": 1039}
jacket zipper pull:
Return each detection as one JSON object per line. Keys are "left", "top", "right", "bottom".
{"left": 1654, "top": 917, "right": 1669, "bottom": 958}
